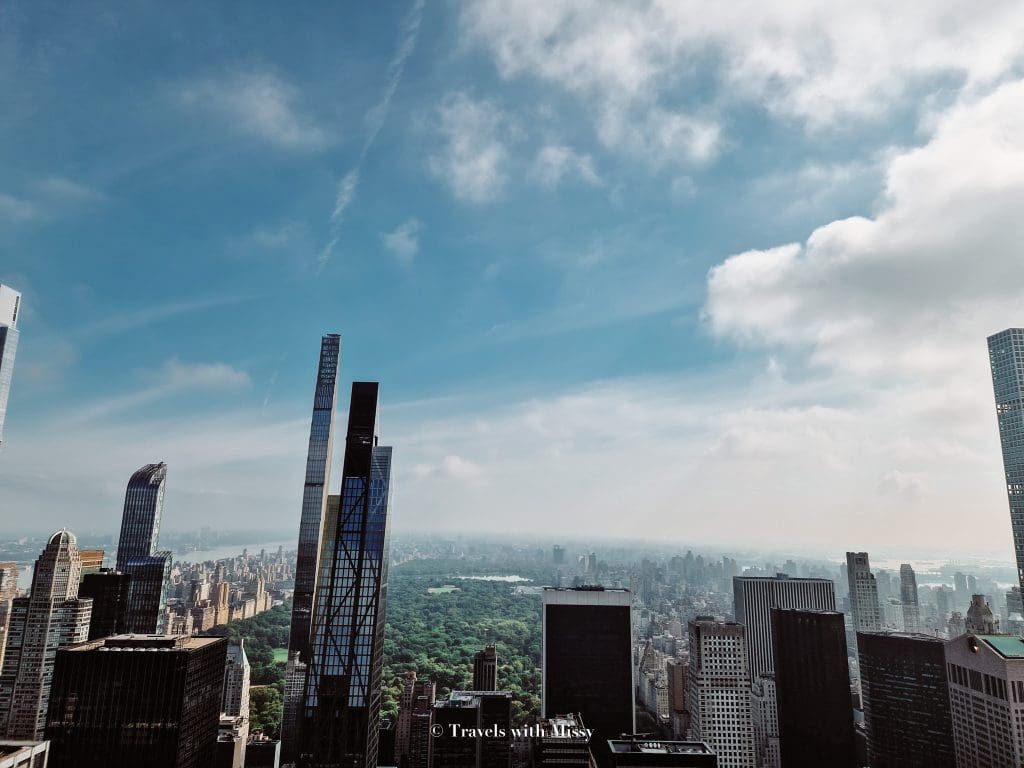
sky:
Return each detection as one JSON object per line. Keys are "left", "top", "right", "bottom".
{"left": 2, "top": 1, "right": 1024, "bottom": 556}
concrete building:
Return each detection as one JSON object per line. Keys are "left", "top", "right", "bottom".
{"left": 0, "top": 741, "right": 49, "bottom": 768}
{"left": 395, "top": 672, "right": 434, "bottom": 768}
{"left": 750, "top": 674, "right": 779, "bottom": 768}
{"left": 429, "top": 691, "right": 512, "bottom": 768}
{"left": 686, "top": 618, "right": 755, "bottom": 768}
{"left": 846, "top": 553, "right": 881, "bottom": 634}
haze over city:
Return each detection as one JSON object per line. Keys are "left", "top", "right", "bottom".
{"left": 2, "top": 2, "right": 1024, "bottom": 557}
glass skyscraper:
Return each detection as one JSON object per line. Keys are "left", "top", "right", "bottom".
{"left": 0, "top": 284, "right": 21, "bottom": 446}
{"left": 115, "top": 463, "right": 172, "bottom": 633}
{"left": 300, "top": 382, "right": 392, "bottom": 768}
{"left": 989, "top": 328, "right": 1024, "bottom": 593}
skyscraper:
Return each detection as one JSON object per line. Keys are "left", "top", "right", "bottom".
{"left": 846, "top": 553, "right": 881, "bottom": 633}
{"left": 429, "top": 691, "right": 513, "bottom": 768}
{"left": 45, "top": 634, "right": 227, "bottom": 768}
{"left": 115, "top": 463, "right": 172, "bottom": 633}
{"left": 857, "top": 631, "right": 955, "bottom": 768}
{"left": 78, "top": 569, "right": 131, "bottom": 640}
{"left": 731, "top": 575, "right": 836, "bottom": 680}
{"left": 288, "top": 334, "right": 341, "bottom": 662}
{"left": 0, "top": 285, "right": 20, "bottom": 446}
{"left": 771, "top": 609, "right": 855, "bottom": 767}
{"left": 300, "top": 382, "right": 392, "bottom": 768}
{"left": 542, "top": 587, "right": 634, "bottom": 748}
{"left": 395, "top": 672, "right": 434, "bottom": 768}
{"left": 0, "top": 531, "right": 92, "bottom": 740}
{"left": 686, "top": 618, "right": 756, "bottom": 768}
{"left": 472, "top": 644, "right": 498, "bottom": 691}
{"left": 989, "top": 328, "right": 1024, "bottom": 594}
{"left": 899, "top": 564, "right": 920, "bottom": 634}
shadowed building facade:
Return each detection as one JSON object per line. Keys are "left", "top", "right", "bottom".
{"left": 299, "top": 382, "right": 393, "bottom": 768}
{"left": 115, "top": 463, "right": 172, "bottom": 634}
{"left": 45, "top": 634, "right": 226, "bottom": 768}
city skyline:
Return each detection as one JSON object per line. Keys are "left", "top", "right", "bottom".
{"left": 3, "top": 4, "right": 1024, "bottom": 554}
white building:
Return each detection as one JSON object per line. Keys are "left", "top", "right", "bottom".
{"left": 751, "top": 673, "right": 780, "bottom": 768}
{"left": 846, "top": 552, "right": 882, "bottom": 633}
{"left": 945, "top": 633, "right": 1024, "bottom": 766}
{"left": 687, "top": 618, "right": 756, "bottom": 768}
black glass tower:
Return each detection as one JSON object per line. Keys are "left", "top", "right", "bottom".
{"left": 771, "top": 609, "right": 855, "bottom": 767}
{"left": 300, "top": 382, "right": 392, "bottom": 768}
{"left": 78, "top": 570, "right": 131, "bottom": 640}
{"left": 115, "top": 463, "right": 172, "bottom": 633}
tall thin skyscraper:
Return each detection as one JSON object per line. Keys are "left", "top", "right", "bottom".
{"left": 989, "top": 328, "right": 1024, "bottom": 593}
{"left": 846, "top": 552, "right": 881, "bottom": 633}
{"left": 899, "top": 564, "right": 920, "bottom": 634}
{"left": 0, "top": 284, "right": 21, "bottom": 446}
{"left": 732, "top": 575, "right": 836, "bottom": 680}
{"left": 300, "top": 382, "right": 392, "bottom": 768}
{"left": 472, "top": 645, "right": 498, "bottom": 691}
{"left": 0, "top": 531, "right": 92, "bottom": 740}
{"left": 288, "top": 333, "right": 341, "bottom": 662}
{"left": 115, "top": 463, "right": 172, "bottom": 633}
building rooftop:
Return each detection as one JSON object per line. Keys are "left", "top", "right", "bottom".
{"left": 609, "top": 739, "right": 715, "bottom": 754}
{"left": 68, "top": 634, "right": 225, "bottom": 652}
{"left": 979, "top": 635, "right": 1024, "bottom": 659}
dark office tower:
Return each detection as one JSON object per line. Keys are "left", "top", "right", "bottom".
{"left": 542, "top": 587, "right": 633, "bottom": 756}
{"left": 771, "top": 609, "right": 855, "bottom": 767}
{"left": 288, "top": 334, "right": 341, "bottom": 662}
{"left": 0, "top": 531, "right": 92, "bottom": 740}
{"left": 0, "top": 285, "right": 21, "bottom": 446}
{"left": 45, "top": 634, "right": 226, "bottom": 768}
{"left": 78, "top": 569, "right": 131, "bottom": 640}
{"left": 115, "top": 463, "right": 172, "bottom": 633}
{"left": 732, "top": 575, "right": 836, "bottom": 680}
{"left": 300, "top": 382, "right": 392, "bottom": 768}
{"left": 857, "top": 631, "right": 955, "bottom": 768}
{"left": 429, "top": 691, "right": 512, "bottom": 768}
{"left": 989, "top": 328, "right": 1024, "bottom": 594}
{"left": 472, "top": 645, "right": 498, "bottom": 691}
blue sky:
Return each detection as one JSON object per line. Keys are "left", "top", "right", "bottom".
{"left": 3, "top": 1, "right": 1024, "bottom": 556}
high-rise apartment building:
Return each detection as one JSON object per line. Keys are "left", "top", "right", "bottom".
{"left": 750, "top": 674, "right": 779, "bottom": 768}
{"left": 989, "top": 328, "right": 1024, "bottom": 593}
{"left": 899, "top": 564, "right": 920, "bottom": 634}
{"left": 945, "top": 633, "right": 1024, "bottom": 767}
{"left": 45, "top": 634, "right": 227, "bottom": 768}
{"left": 429, "top": 691, "right": 512, "bottom": 768}
{"left": 686, "top": 618, "right": 756, "bottom": 768}
{"left": 857, "top": 631, "right": 955, "bottom": 768}
{"left": 542, "top": 587, "right": 634, "bottom": 748}
{"left": 300, "top": 382, "right": 392, "bottom": 768}
{"left": 395, "top": 671, "right": 434, "bottom": 768}
{"left": 731, "top": 575, "right": 835, "bottom": 680}
{"left": 78, "top": 569, "right": 131, "bottom": 640}
{"left": 771, "top": 609, "right": 855, "bottom": 767}
{"left": 0, "top": 531, "right": 92, "bottom": 740}
{"left": 666, "top": 656, "right": 689, "bottom": 740}
{"left": 115, "top": 463, "right": 172, "bottom": 633}
{"left": 472, "top": 645, "right": 498, "bottom": 691}
{"left": 846, "top": 553, "right": 881, "bottom": 633}
{"left": 223, "top": 642, "right": 251, "bottom": 719}
{"left": 0, "top": 285, "right": 21, "bottom": 446}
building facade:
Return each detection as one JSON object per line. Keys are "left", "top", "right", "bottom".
{"left": 0, "top": 285, "right": 21, "bottom": 446}
{"left": 45, "top": 634, "right": 227, "bottom": 768}
{"left": 899, "top": 565, "right": 920, "bottom": 634}
{"left": 0, "top": 531, "right": 92, "bottom": 740}
{"left": 542, "top": 587, "right": 634, "bottom": 747}
{"left": 78, "top": 570, "right": 131, "bottom": 640}
{"left": 115, "top": 463, "right": 172, "bottom": 634}
{"left": 731, "top": 575, "right": 835, "bottom": 680}
{"left": 771, "top": 609, "right": 855, "bottom": 767}
{"left": 300, "top": 382, "right": 392, "bottom": 768}
{"left": 472, "top": 645, "right": 498, "bottom": 691}
{"left": 429, "top": 691, "right": 512, "bottom": 768}
{"left": 846, "top": 553, "right": 881, "bottom": 633}
{"left": 395, "top": 671, "right": 434, "bottom": 768}
{"left": 989, "top": 328, "right": 1024, "bottom": 594}
{"left": 857, "top": 631, "right": 955, "bottom": 768}
{"left": 686, "top": 618, "right": 756, "bottom": 768}
{"left": 945, "top": 633, "right": 1024, "bottom": 767}
{"left": 750, "top": 674, "right": 779, "bottom": 768}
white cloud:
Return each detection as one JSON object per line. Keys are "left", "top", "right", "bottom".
{"left": 530, "top": 144, "right": 600, "bottom": 188}
{"left": 178, "top": 72, "right": 329, "bottom": 150}
{"left": 31, "top": 177, "right": 102, "bottom": 203}
{"left": 460, "top": 0, "right": 1024, "bottom": 163}
{"left": 429, "top": 92, "right": 512, "bottom": 203}
{"left": 0, "top": 193, "right": 37, "bottom": 222}
{"left": 381, "top": 218, "right": 422, "bottom": 264}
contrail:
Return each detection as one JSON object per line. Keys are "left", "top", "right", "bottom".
{"left": 319, "top": 0, "right": 426, "bottom": 266}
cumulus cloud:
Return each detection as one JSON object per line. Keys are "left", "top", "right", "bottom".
{"left": 429, "top": 92, "right": 513, "bottom": 203}
{"left": 460, "top": 0, "right": 1024, "bottom": 166}
{"left": 381, "top": 218, "right": 422, "bottom": 264}
{"left": 178, "top": 72, "right": 329, "bottom": 150}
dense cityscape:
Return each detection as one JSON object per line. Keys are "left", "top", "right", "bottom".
{"left": 3, "top": 281, "right": 1024, "bottom": 766}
